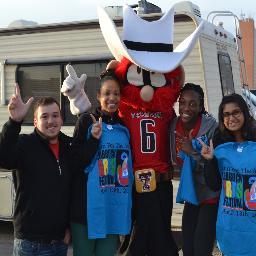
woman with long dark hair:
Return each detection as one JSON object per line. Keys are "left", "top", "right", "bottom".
{"left": 201, "top": 93, "right": 256, "bottom": 256}
{"left": 71, "top": 70, "right": 133, "bottom": 256}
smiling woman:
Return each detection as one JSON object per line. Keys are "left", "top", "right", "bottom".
{"left": 222, "top": 103, "right": 245, "bottom": 141}
{"left": 170, "top": 82, "right": 219, "bottom": 256}
{"left": 70, "top": 67, "right": 133, "bottom": 256}
{"left": 97, "top": 70, "right": 121, "bottom": 114}
{"left": 217, "top": 94, "right": 256, "bottom": 143}
{"left": 201, "top": 93, "right": 256, "bottom": 255}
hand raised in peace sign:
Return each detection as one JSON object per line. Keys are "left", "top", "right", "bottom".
{"left": 198, "top": 138, "right": 214, "bottom": 160}
{"left": 8, "top": 84, "right": 34, "bottom": 122}
{"left": 90, "top": 114, "right": 102, "bottom": 140}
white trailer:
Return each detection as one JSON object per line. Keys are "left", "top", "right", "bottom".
{"left": 0, "top": 1, "right": 245, "bottom": 220}
{"left": 0, "top": 171, "right": 15, "bottom": 220}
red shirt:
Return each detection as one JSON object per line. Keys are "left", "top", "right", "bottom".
{"left": 49, "top": 142, "right": 59, "bottom": 160}
{"left": 175, "top": 115, "right": 202, "bottom": 165}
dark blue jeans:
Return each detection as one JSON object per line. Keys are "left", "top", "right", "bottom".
{"left": 13, "top": 238, "right": 68, "bottom": 256}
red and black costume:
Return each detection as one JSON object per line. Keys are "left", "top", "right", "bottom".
{"left": 114, "top": 58, "right": 182, "bottom": 256}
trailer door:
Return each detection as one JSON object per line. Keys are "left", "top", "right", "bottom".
{"left": 0, "top": 171, "right": 15, "bottom": 220}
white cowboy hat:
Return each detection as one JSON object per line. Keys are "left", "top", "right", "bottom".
{"left": 97, "top": 4, "right": 204, "bottom": 73}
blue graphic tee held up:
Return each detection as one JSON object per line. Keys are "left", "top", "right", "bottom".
{"left": 214, "top": 141, "right": 256, "bottom": 256}
{"left": 85, "top": 122, "right": 133, "bottom": 239}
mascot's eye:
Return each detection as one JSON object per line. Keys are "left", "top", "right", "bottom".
{"left": 127, "top": 64, "right": 144, "bottom": 87}
{"left": 137, "top": 66, "right": 142, "bottom": 74}
{"left": 150, "top": 73, "right": 166, "bottom": 88}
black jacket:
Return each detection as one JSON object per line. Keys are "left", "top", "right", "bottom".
{"left": 71, "top": 108, "right": 123, "bottom": 224}
{"left": 0, "top": 118, "right": 72, "bottom": 241}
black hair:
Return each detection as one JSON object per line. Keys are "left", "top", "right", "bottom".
{"left": 180, "top": 83, "right": 207, "bottom": 114}
{"left": 34, "top": 96, "right": 60, "bottom": 116}
{"left": 218, "top": 93, "right": 256, "bottom": 141}
{"left": 98, "top": 69, "right": 121, "bottom": 93}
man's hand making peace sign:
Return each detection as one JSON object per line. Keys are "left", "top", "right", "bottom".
{"left": 8, "top": 84, "right": 34, "bottom": 123}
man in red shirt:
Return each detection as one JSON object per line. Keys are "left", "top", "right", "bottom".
{"left": 0, "top": 86, "right": 72, "bottom": 256}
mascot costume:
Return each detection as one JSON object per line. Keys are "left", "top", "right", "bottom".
{"left": 62, "top": 4, "right": 204, "bottom": 256}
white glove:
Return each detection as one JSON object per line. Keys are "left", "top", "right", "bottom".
{"left": 61, "top": 64, "right": 92, "bottom": 115}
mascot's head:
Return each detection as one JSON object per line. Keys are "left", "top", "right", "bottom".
{"left": 98, "top": 3, "right": 204, "bottom": 110}
{"left": 113, "top": 57, "right": 184, "bottom": 111}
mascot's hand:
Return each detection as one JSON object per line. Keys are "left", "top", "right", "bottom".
{"left": 106, "top": 60, "right": 120, "bottom": 70}
{"left": 61, "top": 64, "right": 91, "bottom": 115}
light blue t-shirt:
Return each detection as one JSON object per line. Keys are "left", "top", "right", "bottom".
{"left": 176, "top": 135, "right": 208, "bottom": 205}
{"left": 85, "top": 122, "right": 133, "bottom": 239}
{"left": 214, "top": 141, "right": 256, "bottom": 256}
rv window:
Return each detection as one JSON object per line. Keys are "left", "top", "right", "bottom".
{"left": 17, "top": 65, "right": 60, "bottom": 124}
{"left": 17, "top": 62, "right": 108, "bottom": 124}
{"left": 63, "top": 62, "right": 107, "bottom": 124}
{"left": 218, "top": 53, "right": 235, "bottom": 96}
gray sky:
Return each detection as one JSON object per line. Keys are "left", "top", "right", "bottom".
{"left": 1, "top": 0, "right": 255, "bottom": 34}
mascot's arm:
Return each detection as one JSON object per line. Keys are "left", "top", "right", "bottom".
{"left": 61, "top": 64, "right": 92, "bottom": 115}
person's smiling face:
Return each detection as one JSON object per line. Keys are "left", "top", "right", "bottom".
{"left": 34, "top": 103, "right": 62, "bottom": 143}
{"left": 97, "top": 79, "right": 121, "bottom": 114}
{"left": 179, "top": 90, "right": 202, "bottom": 126}
{"left": 222, "top": 102, "right": 244, "bottom": 134}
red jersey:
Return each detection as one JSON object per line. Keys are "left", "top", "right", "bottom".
{"left": 115, "top": 58, "right": 182, "bottom": 174}
{"left": 119, "top": 103, "right": 175, "bottom": 173}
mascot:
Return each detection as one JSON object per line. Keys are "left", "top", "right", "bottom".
{"left": 62, "top": 4, "right": 204, "bottom": 255}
